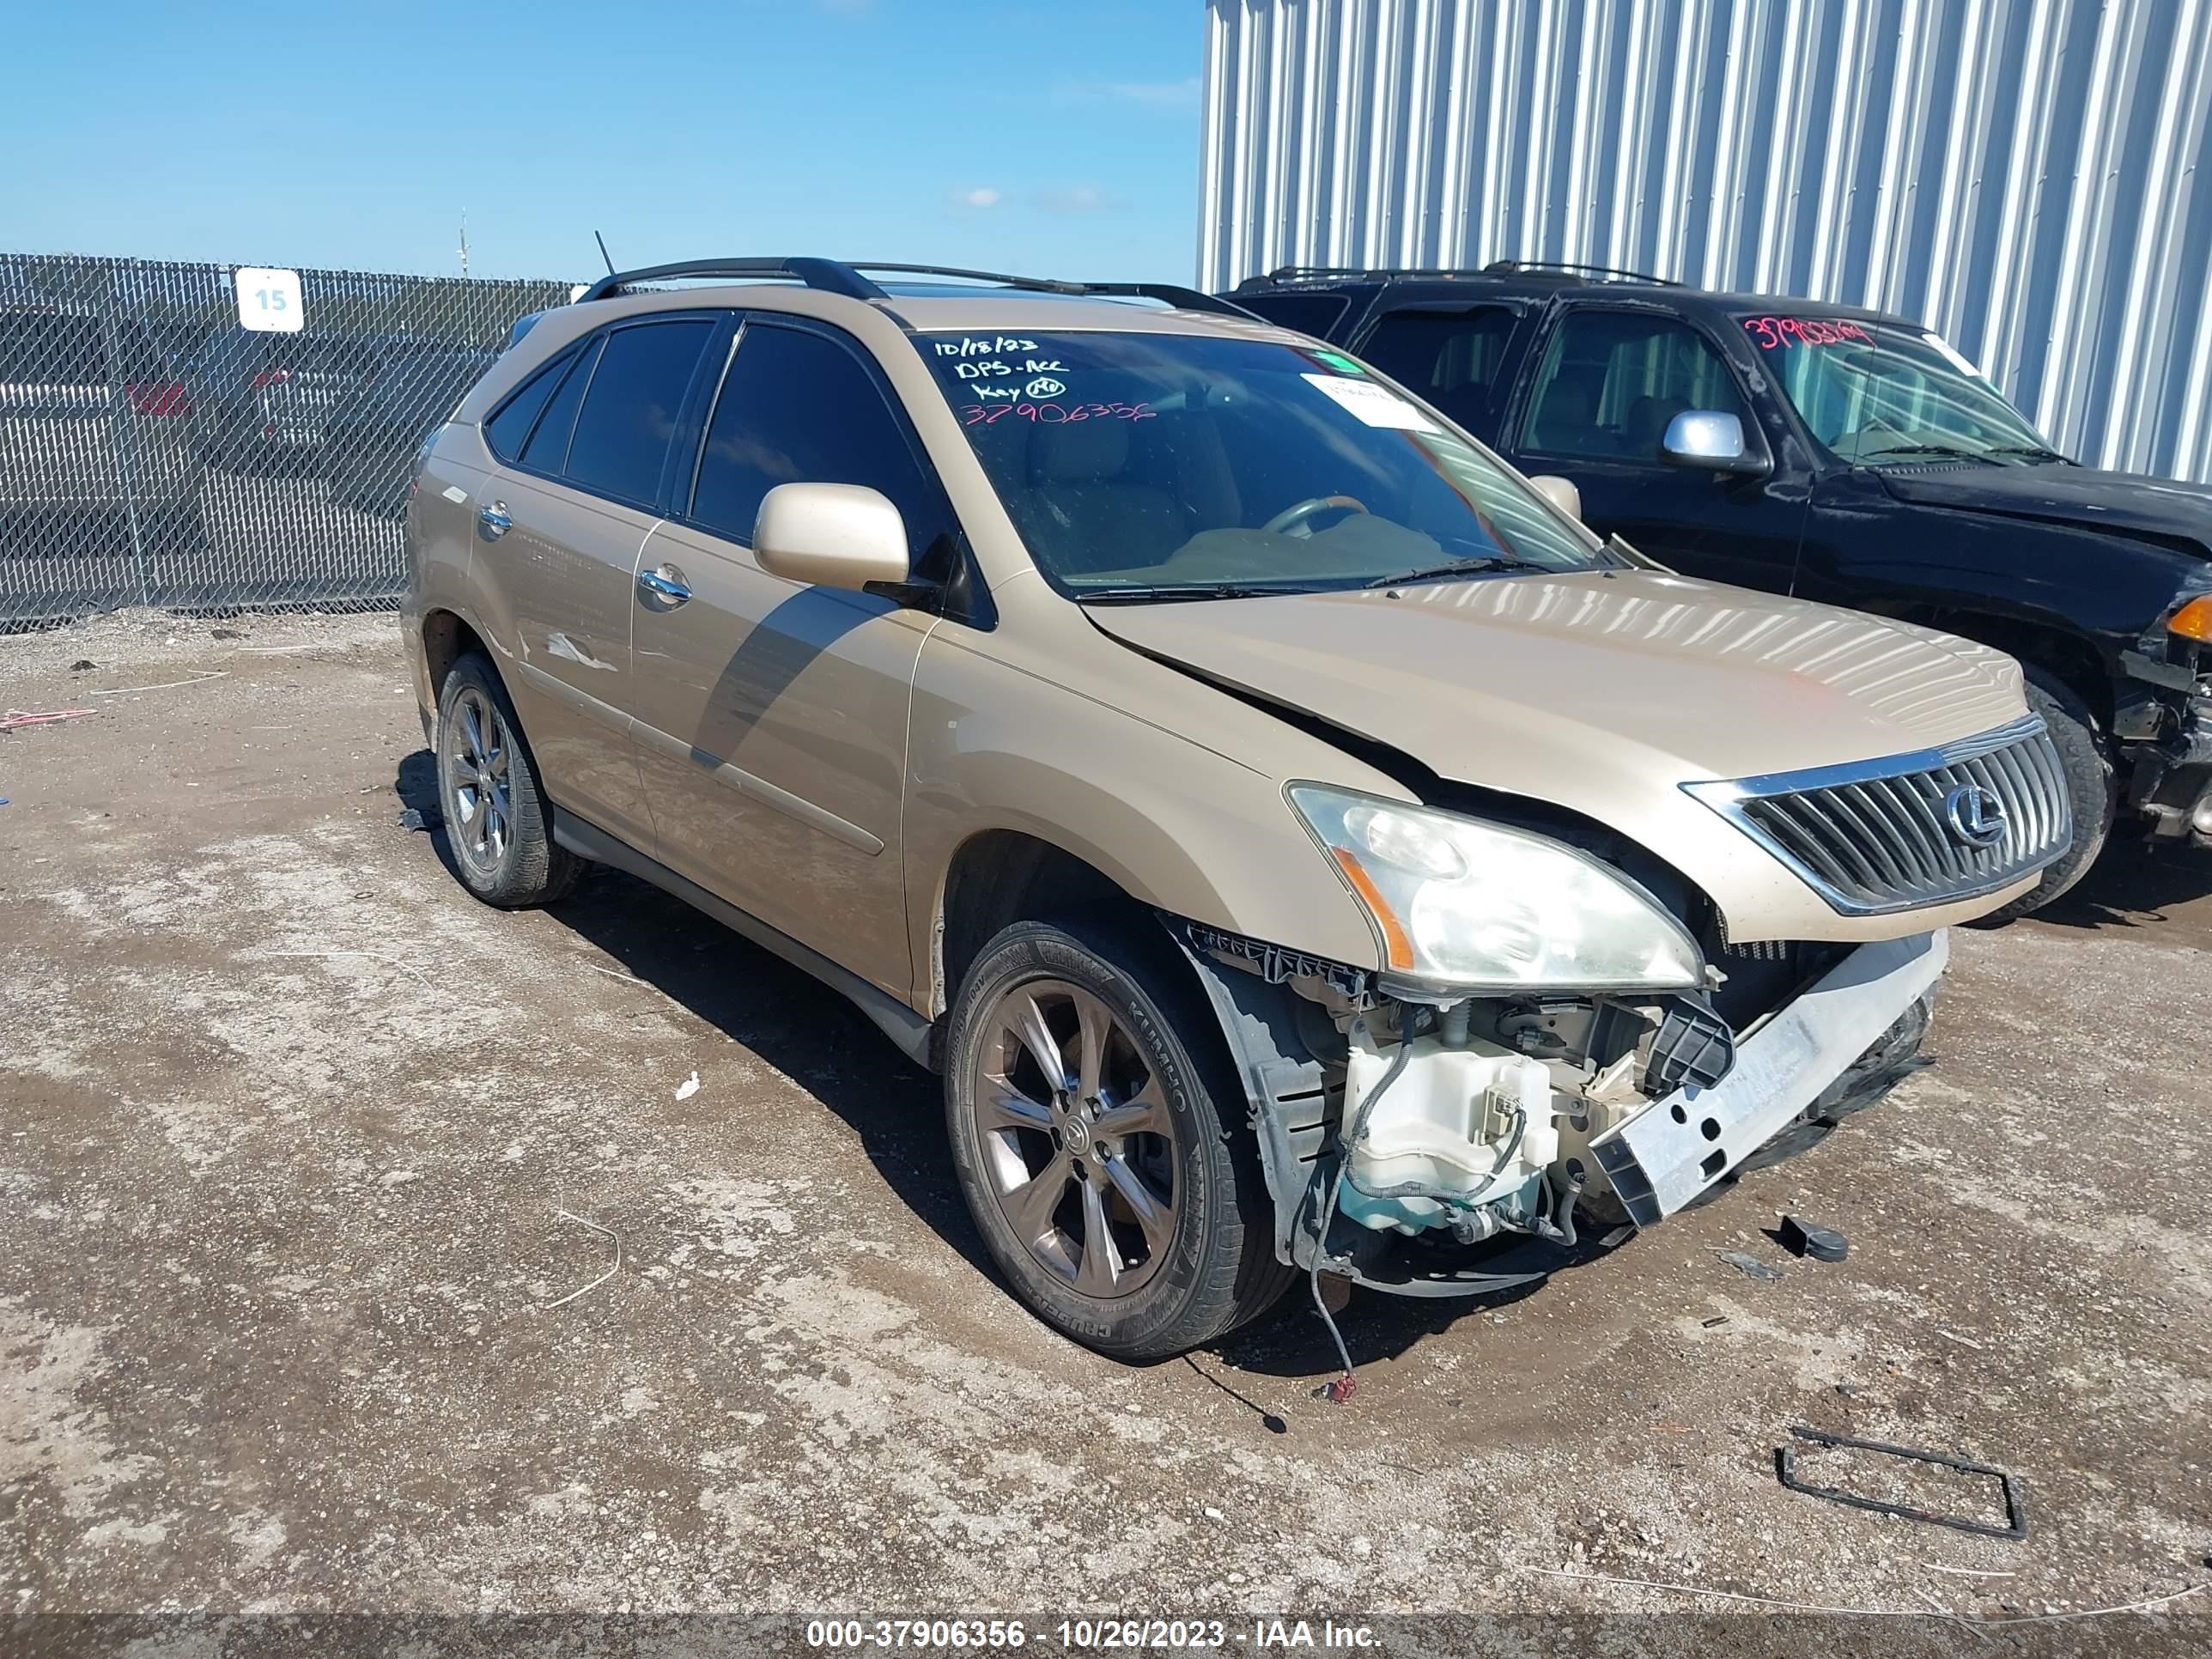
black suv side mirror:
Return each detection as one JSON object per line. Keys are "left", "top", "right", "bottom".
{"left": 1660, "top": 410, "right": 1768, "bottom": 477}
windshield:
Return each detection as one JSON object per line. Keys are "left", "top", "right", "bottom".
{"left": 924, "top": 330, "right": 1607, "bottom": 596}
{"left": 1741, "top": 315, "right": 2057, "bottom": 465}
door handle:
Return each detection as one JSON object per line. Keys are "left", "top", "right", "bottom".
{"left": 477, "top": 501, "right": 511, "bottom": 540}
{"left": 637, "top": 563, "right": 692, "bottom": 606}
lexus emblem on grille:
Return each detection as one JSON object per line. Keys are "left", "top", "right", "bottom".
{"left": 1943, "top": 783, "right": 2008, "bottom": 848}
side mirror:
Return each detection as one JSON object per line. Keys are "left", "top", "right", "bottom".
{"left": 752, "top": 483, "right": 912, "bottom": 591}
{"left": 1528, "top": 474, "right": 1583, "bottom": 522}
{"left": 1660, "top": 410, "right": 1765, "bottom": 475}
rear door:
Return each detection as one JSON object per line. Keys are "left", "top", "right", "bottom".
{"left": 628, "top": 316, "right": 949, "bottom": 998}
{"left": 1348, "top": 301, "right": 1528, "bottom": 440}
{"left": 477, "top": 313, "right": 720, "bottom": 849}
{"left": 1502, "top": 303, "right": 1808, "bottom": 592}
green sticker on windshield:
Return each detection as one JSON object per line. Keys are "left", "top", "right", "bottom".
{"left": 1311, "top": 349, "right": 1364, "bottom": 375}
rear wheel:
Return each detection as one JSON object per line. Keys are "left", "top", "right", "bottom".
{"left": 434, "top": 653, "right": 582, "bottom": 908}
{"left": 1975, "top": 668, "right": 2114, "bottom": 923}
{"left": 944, "top": 919, "right": 1291, "bottom": 1362}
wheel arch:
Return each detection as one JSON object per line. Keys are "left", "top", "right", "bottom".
{"left": 422, "top": 607, "right": 492, "bottom": 701}
{"left": 933, "top": 827, "right": 1174, "bottom": 1023}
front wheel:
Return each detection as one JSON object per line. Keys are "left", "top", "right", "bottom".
{"left": 1974, "top": 668, "right": 2115, "bottom": 923}
{"left": 943, "top": 920, "right": 1291, "bottom": 1362}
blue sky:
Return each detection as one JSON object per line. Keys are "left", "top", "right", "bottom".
{"left": 4, "top": 0, "right": 1207, "bottom": 284}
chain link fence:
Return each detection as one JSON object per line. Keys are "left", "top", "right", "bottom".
{"left": 1, "top": 253, "right": 570, "bottom": 629}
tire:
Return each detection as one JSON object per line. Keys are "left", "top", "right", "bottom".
{"left": 943, "top": 918, "right": 1292, "bottom": 1362}
{"left": 434, "top": 652, "right": 583, "bottom": 908}
{"left": 1973, "top": 667, "right": 2115, "bottom": 923}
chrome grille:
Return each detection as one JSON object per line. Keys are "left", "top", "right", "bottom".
{"left": 1686, "top": 715, "right": 2073, "bottom": 915}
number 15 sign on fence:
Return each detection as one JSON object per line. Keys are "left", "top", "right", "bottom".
{"left": 234, "top": 266, "right": 304, "bottom": 332}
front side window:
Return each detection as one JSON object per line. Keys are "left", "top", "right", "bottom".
{"left": 1358, "top": 306, "right": 1517, "bottom": 432}
{"left": 924, "top": 329, "right": 1605, "bottom": 597}
{"left": 561, "top": 319, "right": 715, "bottom": 504}
{"left": 689, "top": 322, "right": 939, "bottom": 556}
{"left": 1520, "top": 312, "right": 1748, "bottom": 460}
{"left": 1740, "top": 316, "right": 2057, "bottom": 464}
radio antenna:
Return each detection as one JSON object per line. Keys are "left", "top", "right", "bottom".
{"left": 593, "top": 231, "right": 616, "bottom": 276}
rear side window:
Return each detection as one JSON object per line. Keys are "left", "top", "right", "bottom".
{"left": 688, "top": 323, "right": 939, "bottom": 556}
{"left": 1234, "top": 292, "right": 1350, "bottom": 337}
{"left": 484, "top": 349, "right": 574, "bottom": 460}
{"left": 1358, "top": 307, "right": 1516, "bottom": 431}
{"left": 520, "top": 336, "right": 601, "bottom": 472}
{"left": 1519, "top": 311, "right": 1747, "bottom": 460}
{"left": 562, "top": 319, "right": 716, "bottom": 504}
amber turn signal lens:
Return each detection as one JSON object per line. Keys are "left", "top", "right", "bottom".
{"left": 1329, "top": 846, "right": 1416, "bottom": 971}
{"left": 2170, "top": 594, "right": 2212, "bottom": 642}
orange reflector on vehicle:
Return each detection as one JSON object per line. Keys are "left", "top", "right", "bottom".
{"left": 1330, "top": 846, "right": 1415, "bottom": 971}
{"left": 2169, "top": 594, "right": 2212, "bottom": 642}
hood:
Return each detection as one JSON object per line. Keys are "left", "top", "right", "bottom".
{"left": 1877, "top": 463, "right": 2212, "bottom": 556}
{"left": 1089, "top": 568, "right": 2024, "bottom": 784}
{"left": 1089, "top": 569, "right": 2033, "bottom": 938}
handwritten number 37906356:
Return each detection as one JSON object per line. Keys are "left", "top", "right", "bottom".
{"left": 961, "top": 401, "right": 1156, "bottom": 427}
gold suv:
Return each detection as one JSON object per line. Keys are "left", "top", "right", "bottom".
{"left": 403, "top": 259, "right": 2070, "bottom": 1364}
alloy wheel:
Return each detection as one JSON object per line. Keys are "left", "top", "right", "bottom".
{"left": 443, "top": 686, "right": 513, "bottom": 876}
{"left": 969, "top": 979, "right": 1180, "bottom": 1298}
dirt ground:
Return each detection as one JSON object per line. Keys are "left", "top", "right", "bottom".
{"left": 2, "top": 612, "right": 2208, "bottom": 1642}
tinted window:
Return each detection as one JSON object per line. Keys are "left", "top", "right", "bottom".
{"left": 484, "top": 349, "right": 573, "bottom": 460}
{"left": 1235, "top": 293, "right": 1350, "bottom": 337}
{"left": 1358, "top": 307, "right": 1516, "bottom": 433}
{"left": 1520, "top": 311, "right": 1747, "bottom": 459}
{"left": 521, "top": 336, "right": 600, "bottom": 472}
{"left": 690, "top": 324, "right": 939, "bottom": 556}
{"left": 563, "top": 319, "right": 714, "bottom": 503}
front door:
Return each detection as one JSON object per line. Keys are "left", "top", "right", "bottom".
{"left": 1506, "top": 306, "right": 1808, "bottom": 594}
{"left": 627, "top": 318, "right": 953, "bottom": 999}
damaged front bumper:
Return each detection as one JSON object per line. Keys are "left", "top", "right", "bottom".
{"left": 2118, "top": 655, "right": 2212, "bottom": 847}
{"left": 1589, "top": 931, "right": 1947, "bottom": 1224}
{"left": 1176, "top": 920, "right": 1948, "bottom": 1298}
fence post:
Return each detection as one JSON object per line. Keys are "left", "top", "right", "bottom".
{"left": 99, "top": 275, "right": 155, "bottom": 609}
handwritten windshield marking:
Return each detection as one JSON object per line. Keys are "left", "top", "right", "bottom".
{"left": 960, "top": 401, "right": 1155, "bottom": 427}
{"left": 933, "top": 336, "right": 1040, "bottom": 358}
{"left": 1743, "top": 316, "right": 1875, "bottom": 350}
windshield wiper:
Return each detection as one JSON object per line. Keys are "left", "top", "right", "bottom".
{"left": 1078, "top": 581, "right": 1316, "bottom": 605}
{"left": 1364, "top": 555, "right": 1547, "bottom": 588}
{"left": 1864, "top": 443, "right": 2003, "bottom": 465}
{"left": 1982, "top": 443, "right": 2074, "bottom": 464}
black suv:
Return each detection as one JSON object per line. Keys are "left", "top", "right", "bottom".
{"left": 1229, "top": 262, "right": 2212, "bottom": 918}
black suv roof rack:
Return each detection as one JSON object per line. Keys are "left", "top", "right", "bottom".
{"left": 579, "top": 258, "right": 1252, "bottom": 317}
{"left": 1240, "top": 258, "right": 1677, "bottom": 289}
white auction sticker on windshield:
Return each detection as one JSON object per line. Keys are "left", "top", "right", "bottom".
{"left": 1301, "top": 373, "right": 1437, "bottom": 431}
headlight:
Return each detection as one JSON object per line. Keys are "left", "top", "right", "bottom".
{"left": 1288, "top": 784, "right": 1705, "bottom": 991}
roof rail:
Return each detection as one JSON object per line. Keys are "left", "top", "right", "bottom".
{"left": 576, "top": 258, "right": 886, "bottom": 304}
{"left": 1241, "top": 259, "right": 1677, "bottom": 289}
{"left": 1479, "top": 258, "right": 1678, "bottom": 285}
{"left": 854, "top": 264, "right": 1255, "bottom": 317}
{"left": 577, "top": 259, "right": 1255, "bottom": 318}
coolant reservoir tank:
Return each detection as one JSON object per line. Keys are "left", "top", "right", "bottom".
{"left": 1340, "top": 1027, "right": 1559, "bottom": 1233}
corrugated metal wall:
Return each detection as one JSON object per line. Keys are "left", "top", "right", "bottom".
{"left": 1200, "top": 0, "right": 2212, "bottom": 483}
